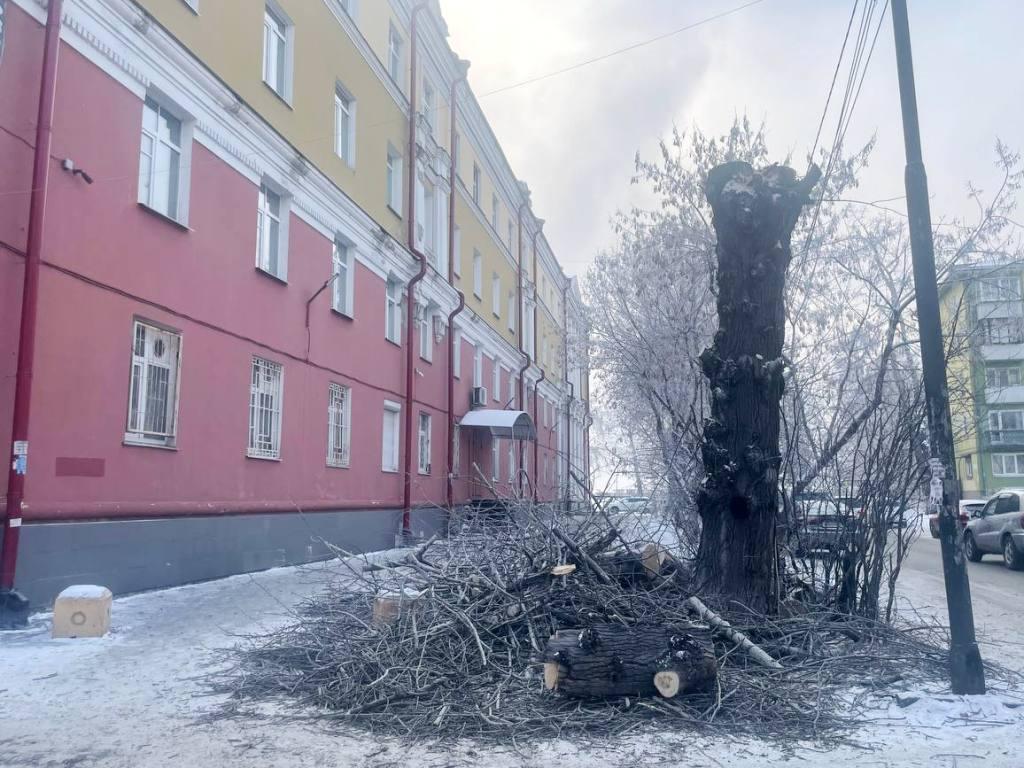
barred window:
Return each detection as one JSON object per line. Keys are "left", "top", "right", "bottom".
{"left": 126, "top": 321, "right": 181, "bottom": 447}
{"left": 248, "top": 357, "right": 283, "bottom": 459}
{"left": 327, "top": 383, "right": 351, "bottom": 467}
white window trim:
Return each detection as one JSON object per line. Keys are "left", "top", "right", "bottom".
{"left": 256, "top": 178, "right": 290, "bottom": 281}
{"left": 138, "top": 92, "right": 193, "bottom": 226}
{"left": 507, "top": 439, "right": 515, "bottom": 482}
{"left": 248, "top": 356, "right": 284, "bottom": 460}
{"left": 125, "top": 320, "right": 182, "bottom": 448}
{"left": 334, "top": 83, "right": 357, "bottom": 168}
{"left": 386, "top": 143, "right": 403, "bottom": 216}
{"left": 492, "top": 273, "right": 501, "bottom": 317}
{"left": 262, "top": 2, "right": 295, "bottom": 103}
{"left": 453, "top": 226, "right": 462, "bottom": 277}
{"left": 382, "top": 400, "right": 401, "bottom": 472}
{"left": 327, "top": 383, "right": 352, "bottom": 468}
{"left": 332, "top": 237, "right": 356, "bottom": 318}
{"left": 473, "top": 250, "right": 482, "bottom": 298}
{"left": 419, "top": 313, "right": 433, "bottom": 362}
{"left": 418, "top": 411, "right": 432, "bottom": 474}
{"left": 992, "top": 452, "right": 1024, "bottom": 476}
{"left": 492, "top": 361, "right": 500, "bottom": 402}
{"left": 491, "top": 438, "right": 500, "bottom": 482}
{"left": 453, "top": 329, "right": 462, "bottom": 379}
{"left": 385, "top": 275, "right": 403, "bottom": 345}
{"left": 387, "top": 22, "right": 404, "bottom": 86}
{"left": 473, "top": 346, "right": 482, "bottom": 388}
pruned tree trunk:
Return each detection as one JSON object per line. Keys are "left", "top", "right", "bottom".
{"left": 543, "top": 624, "right": 716, "bottom": 699}
{"left": 697, "top": 162, "right": 820, "bottom": 613}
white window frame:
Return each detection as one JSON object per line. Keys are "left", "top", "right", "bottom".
{"left": 262, "top": 3, "right": 294, "bottom": 102}
{"left": 419, "top": 313, "right": 433, "bottom": 362}
{"left": 507, "top": 292, "right": 515, "bottom": 333}
{"left": 492, "top": 273, "right": 501, "bottom": 317}
{"left": 473, "top": 250, "right": 482, "bottom": 298}
{"left": 386, "top": 144, "right": 403, "bottom": 216}
{"left": 992, "top": 452, "right": 1024, "bottom": 476}
{"left": 492, "top": 361, "right": 500, "bottom": 402}
{"left": 453, "top": 424, "right": 461, "bottom": 476}
{"left": 989, "top": 410, "right": 1024, "bottom": 444}
{"left": 327, "top": 383, "right": 351, "bottom": 468}
{"left": 453, "top": 226, "right": 462, "bottom": 277}
{"left": 473, "top": 346, "right": 483, "bottom": 388}
{"left": 491, "top": 193, "right": 499, "bottom": 229}
{"left": 986, "top": 367, "right": 1021, "bottom": 389}
{"left": 334, "top": 84, "right": 356, "bottom": 167}
{"left": 138, "top": 95, "right": 192, "bottom": 224}
{"left": 248, "top": 357, "right": 284, "bottom": 460}
{"left": 382, "top": 400, "right": 401, "bottom": 472}
{"left": 387, "top": 23, "right": 404, "bottom": 85}
{"left": 491, "top": 438, "right": 500, "bottom": 482}
{"left": 508, "top": 439, "right": 515, "bottom": 482}
{"left": 418, "top": 411, "right": 432, "bottom": 474}
{"left": 332, "top": 237, "right": 355, "bottom": 317}
{"left": 472, "top": 163, "right": 481, "bottom": 205}
{"left": 125, "top": 320, "right": 182, "bottom": 448}
{"left": 978, "top": 276, "right": 1021, "bottom": 302}
{"left": 964, "top": 455, "right": 974, "bottom": 480}
{"left": 256, "top": 180, "right": 290, "bottom": 280}
{"left": 385, "top": 275, "right": 403, "bottom": 344}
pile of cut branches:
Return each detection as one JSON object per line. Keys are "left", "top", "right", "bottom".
{"left": 216, "top": 503, "right": 1012, "bottom": 742}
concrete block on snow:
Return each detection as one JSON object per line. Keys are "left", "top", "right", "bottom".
{"left": 52, "top": 585, "right": 112, "bottom": 638}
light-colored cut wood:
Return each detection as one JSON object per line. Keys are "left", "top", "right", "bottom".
{"left": 653, "top": 670, "right": 681, "bottom": 698}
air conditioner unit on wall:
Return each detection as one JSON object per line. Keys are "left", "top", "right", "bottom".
{"left": 470, "top": 387, "right": 487, "bottom": 408}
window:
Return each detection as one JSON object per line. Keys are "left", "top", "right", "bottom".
{"left": 507, "top": 440, "right": 515, "bottom": 482}
{"left": 248, "top": 357, "right": 283, "bottom": 459}
{"left": 508, "top": 375, "right": 515, "bottom": 409}
{"left": 472, "top": 163, "right": 481, "bottom": 205}
{"left": 986, "top": 367, "right": 1021, "bottom": 389}
{"left": 492, "top": 363, "right": 500, "bottom": 402}
{"left": 418, "top": 412, "right": 432, "bottom": 474}
{"left": 334, "top": 86, "right": 356, "bottom": 166}
{"left": 473, "top": 250, "right": 482, "bottom": 298}
{"left": 453, "top": 424, "right": 461, "bottom": 476}
{"left": 385, "top": 276, "right": 402, "bottom": 344}
{"left": 387, "top": 23, "right": 403, "bottom": 84}
{"left": 139, "top": 97, "right": 189, "bottom": 222}
{"left": 982, "top": 318, "right": 1024, "bottom": 344}
{"left": 453, "top": 226, "right": 462, "bottom": 277}
{"left": 419, "top": 314, "right": 432, "bottom": 362}
{"left": 507, "top": 219, "right": 513, "bottom": 249}
{"left": 997, "top": 493, "right": 1022, "bottom": 514}
{"left": 993, "top": 453, "right": 1024, "bottom": 476}
{"left": 978, "top": 277, "right": 1021, "bottom": 302}
{"left": 332, "top": 238, "right": 354, "bottom": 317}
{"left": 262, "top": 5, "right": 292, "bottom": 100}
{"left": 473, "top": 346, "right": 482, "bottom": 388}
{"left": 126, "top": 321, "right": 181, "bottom": 447}
{"left": 382, "top": 401, "right": 401, "bottom": 472}
{"left": 989, "top": 410, "right": 1023, "bottom": 443}
{"left": 423, "top": 81, "right": 435, "bottom": 136}
{"left": 507, "top": 292, "right": 516, "bottom": 333}
{"left": 453, "top": 329, "right": 462, "bottom": 378}
{"left": 492, "top": 274, "right": 501, "bottom": 317}
{"left": 386, "top": 144, "right": 403, "bottom": 215}
{"left": 491, "top": 438, "right": 500, "bottom": 482}
{"left": 491, "top": 193, "right": 499, "bottom": 229}
{"left": 327, "top": 383, "right": 351, "bottom": 467}
{"left": 256, "top": 183, "right": 288, "bottom": 280}
{"left": 964, "top": 455, "right": 974, "bottom": 480}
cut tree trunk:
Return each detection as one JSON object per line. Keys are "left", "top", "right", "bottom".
{"left": 542, "top": 623, "right": 717, "bottom": 699}
{"left": 697, "top": 162, "right": 821, "bottom": 614}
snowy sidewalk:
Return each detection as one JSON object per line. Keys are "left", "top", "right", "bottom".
{"left": 1, "top": 549, "right": 1022, "bottom": 768}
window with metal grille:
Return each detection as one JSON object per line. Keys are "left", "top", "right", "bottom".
{"left": 327, "top": 383, "right": 350, "bottom": 467}
{"left": 262, "top": 5, "right": 290, "bottom": 98}
{"left": 385, "top": 277, "right": 402, "bottom": 343}
{"left": 332, "top": 239, "right": 353, "bottom": 316}
{"left": 138, "top": 97, "right": 184, "bottom": 221}
{"left": 126, "top": 321, "right": 181, "bottom": 447}
{"left": 418, "top": 412, "right": 431, "bottom": 474}
{"left": 334, "top": 86, "right": 355, "bottom": 166}
{"left": 248, "top": 357, "right": 283, "bottom": 459}
{"left": 382, "top": 401, "right": 400, "bottom": 472}
{"left": 256, "top": 183, "right": 285, "bottom": 279}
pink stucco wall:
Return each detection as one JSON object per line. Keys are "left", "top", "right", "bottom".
{"left": 3, "top": 6, "right": 544, "bottom": 521}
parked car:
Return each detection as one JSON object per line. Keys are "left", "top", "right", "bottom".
{"left": 599, "top": 495, "right": 650, "bottom": 514}
{"left": 929, "top": 499, "right": 984, "bottom": 538}
{"left": 961, "top": 490, "right": 1024, "bottom": 570}
{"left": 787, "top": 498, "right": 860, "bottom": 557}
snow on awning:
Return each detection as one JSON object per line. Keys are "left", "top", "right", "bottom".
{"left": 459, "top": 409, "right": 536, "bottom": 440}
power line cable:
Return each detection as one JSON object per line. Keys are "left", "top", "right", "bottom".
{"left": 810, "top": 0, "right": 861, "bottom": 163}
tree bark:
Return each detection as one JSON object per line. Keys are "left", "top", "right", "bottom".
{"left": 697, "top": 162, "right": 820, "bottom": 613}
{"left": 543, "top": 624, "right": 716, "bottom": 699}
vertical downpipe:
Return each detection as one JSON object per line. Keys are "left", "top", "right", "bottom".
{"left": 1, "top": 0, "right": 65, "bottom": 602}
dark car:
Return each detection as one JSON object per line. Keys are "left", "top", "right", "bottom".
{"left": 787, "top": 499, "right": 860, "bottom": 557}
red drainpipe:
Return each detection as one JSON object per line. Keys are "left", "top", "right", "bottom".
{"left": 1, "top": 0, "right": 64, "bottom": 595}
{"left": 445, "top": 61, "right": 469, "bottom": 509}
{"left": 562, "top": 281, "right": 572, "bottom": 509}
{"left": 531, "top": 228, "right": 544, "bottom": 502}
{"left": 514, "top": 205, "right": 530, "bottom": 495}
{"left": 401, "top": 2, "right": 429, "bottom": 537}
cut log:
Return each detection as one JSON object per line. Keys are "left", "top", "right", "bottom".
{"left": 543, "top": 624, "right": 716, "bottom": 699}
{"left": 593, "top": 543, "right": 670, "bottom": 585}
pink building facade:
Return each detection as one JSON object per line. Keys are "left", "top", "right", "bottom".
{"left": 0, "top": 0, "right": 588, "bottom": 610}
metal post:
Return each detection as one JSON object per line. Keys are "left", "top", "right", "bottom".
{"left": 891, "top": 0, "right": 985, "bottom": 694}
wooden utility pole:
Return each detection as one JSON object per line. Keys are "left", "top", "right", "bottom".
{"left": 890, "top": 0, "right": 985, "bottom": 694}
{"left": 696, "top": 161, "right": 820, "bottom": 613}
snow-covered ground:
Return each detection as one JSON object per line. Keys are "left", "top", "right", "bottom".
{"left": 1, "top": 540, "right": 1022, "bottom": 767}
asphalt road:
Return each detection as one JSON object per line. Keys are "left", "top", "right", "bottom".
{"left": 900, "top": 535, "right": 1023, "bottom": 662}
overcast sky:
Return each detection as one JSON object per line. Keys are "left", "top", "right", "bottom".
{"left": 440, "top": 0, "right": 1024, "bottom": 277}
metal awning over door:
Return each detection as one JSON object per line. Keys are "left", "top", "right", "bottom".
{"left": 459, "top": 410, "right": 536, "bottom": 440}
